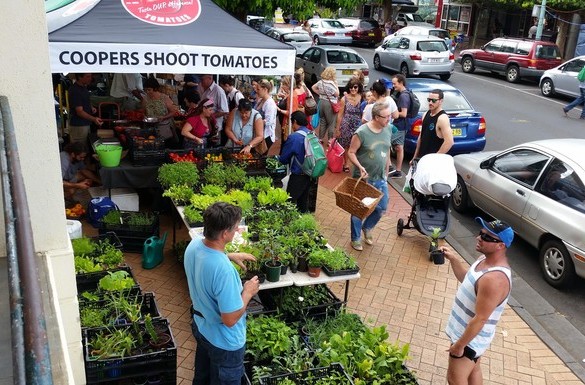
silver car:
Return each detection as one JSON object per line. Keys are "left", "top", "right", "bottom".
{"left": 540, "top": 55, "right": 585, "bottom": 98}
{"left": 306, "top": 18, "right": 352, "bottom": 45}
{"left": 265, "top": 28, "right": 313, "bottom": 55}
{"left": 373, "top": 35, "right": 454, "bottom": 80}
{"left": 452, "top": 139, "right": 585, "bottom": 288}
{"left": 295, "top": 46, "right": 370, "bottom": 88}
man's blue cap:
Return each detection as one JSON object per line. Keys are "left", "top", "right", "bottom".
{"left": 475, "top": 217, "right": 514, "bottom": 248}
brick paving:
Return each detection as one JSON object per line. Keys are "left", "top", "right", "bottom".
{"left": 113, "top": 169, "right": 583, "bottom": 385}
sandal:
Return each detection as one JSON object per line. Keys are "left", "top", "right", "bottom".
{"left": 343, "top": 166, "right": 350, "bottom": 173}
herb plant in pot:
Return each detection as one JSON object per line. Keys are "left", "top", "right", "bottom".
{"left": 307, "top": 249, "right": 329, "bottom": 278}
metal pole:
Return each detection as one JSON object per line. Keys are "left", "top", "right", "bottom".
{"left": 535, "top": 0, "right": 547, "bottom": 41}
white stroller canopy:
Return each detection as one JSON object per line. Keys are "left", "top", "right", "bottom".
{"left": 413, "top": 154, "right": 457, "bottom": 196}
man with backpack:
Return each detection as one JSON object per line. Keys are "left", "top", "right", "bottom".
{"left": 277, "top": 111, "right": 320, "bottom": 213}
{"left": 388, "top": 74, "right": 414, "bottom": 178}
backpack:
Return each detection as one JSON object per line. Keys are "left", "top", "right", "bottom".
{"left": 294, "top": 130, "right": 327, "bottom": 178}
{"left": 405, "top": 89, "right": 420, "bottom": 118}
{"left": 578, "top": 66, "right": 585, "bottom": 82}
{"left": 88, "top": 197, "right": 118, "bottom": 228}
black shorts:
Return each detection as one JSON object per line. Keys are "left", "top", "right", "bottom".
{"left": 449, "top": 345, "right": 479, "bottom": 363}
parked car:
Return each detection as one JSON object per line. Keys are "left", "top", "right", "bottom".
{"left": 394, "top": 12, "right": 431, "bottom": 28}
{"left": 451, "top": 139, "right": 585, "bottom": 288}
{"left": 264, "top": 28, "right": 313, "bottom": 55}
{"left": 393, "top": 25, "right": 453, "bottom": 51}
{"left": 540, "top": 56, "right": 585, "bottom": 98}
{"left": 458, "top": 37, "right": 562, "bottom": 83}
{"left": 374, "top": 35, "right": 454, "bottom": 80}
{"left": 337, "top": 17, "right": 384, "bottom": 47}
{"left": 305, "top": 18, "right": 352, "bottom": 45}
{"left": 295, "top": 46, "right": 369, "bottom": 88}
{"left": 402, "top": 78, "right": 486, "bottom": 155}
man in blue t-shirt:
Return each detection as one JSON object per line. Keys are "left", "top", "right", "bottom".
{"left": 278, "top": 111, "right": 311, "bottom": 213}
{"left": 389, "top": 74, "right": 410, "bottom": 178}
{"left": 184, "top": 202, "right": 260, "bottom": 385}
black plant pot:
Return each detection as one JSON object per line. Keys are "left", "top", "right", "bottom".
{"left": 290, "top": 262, "right": 298, "bottom": 273}
{"left": 297, "top": 255, "right": 308, "bottom": 272}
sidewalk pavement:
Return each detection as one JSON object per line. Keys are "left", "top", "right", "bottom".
{"left": 114, "top": 169, "right": 583, "bottom": 385}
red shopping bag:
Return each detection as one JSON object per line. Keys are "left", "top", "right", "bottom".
{"left": 327, "top": 138, "right": 345, "bottom": 173}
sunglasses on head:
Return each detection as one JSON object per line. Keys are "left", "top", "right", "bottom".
{"left": 478, "top": 231, "right": 502, "bottom": 243}
{"left": 427, "top": 98, "right": 441, "bottom": 103}
{"left": 204, "top": 104, "right": 214, "bottom": 108}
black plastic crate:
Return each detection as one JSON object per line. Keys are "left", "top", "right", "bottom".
{"left": 83, "top": 318, "right": 177, "bottom": 384}
{"left": 100, "top": 213, "right": 160, "bottom": 253}
{"left": 322, "top": 265, "right": 360, "bottom": 277}
{"left": 258, "top": 363, "right": 354, "bottom": 385}
{"left": 89, "top": 232, "right": 123, "bottom": 250}
{"left": 132, "top": 149, "right": 166, "bottom": 166}
{"left": 80, "top": 292, "right": 161, "bottom": 330}
{"left": 76, "top": 266, "right": 136, "bottom": 293}
{"left": 257, "top": 285, "right": 342, "bottom": 322}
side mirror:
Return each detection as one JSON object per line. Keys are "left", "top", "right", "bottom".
{"left": 480, "top": 157, "right": 494, "bottom": 169}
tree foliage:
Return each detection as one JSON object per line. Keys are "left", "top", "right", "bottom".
{"left": 462, "top": 0, "right": 583, "bottom": 11}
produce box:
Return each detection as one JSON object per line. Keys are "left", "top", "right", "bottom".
{"left": 83, "top": 318, "right": 176, "bottom": 384}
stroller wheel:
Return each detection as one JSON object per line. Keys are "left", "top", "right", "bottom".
{"left": 397, "top": 218, "right": 404, "bottom": 236}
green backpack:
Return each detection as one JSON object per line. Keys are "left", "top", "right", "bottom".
{"left": 578, "top": 66, "right": 585, "bottom": 82}
{"left": 294, "top": 130, "right": 327, "bottom": 178}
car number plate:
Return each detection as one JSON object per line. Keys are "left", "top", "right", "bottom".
{"left": 429, "top": 58, "right": 442, "bottom": 63}
{"left": 368, "top": 33, "right": 375, "bottom": 36}
{"left": 452, "top": 128, "right": 462, "bottom": 136}
{"left": 342, "top": 69, "right": 353, "bottom": 75}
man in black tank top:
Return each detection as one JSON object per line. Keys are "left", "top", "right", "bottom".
{"left": 411, "top": 89, "right": 454, "bottom": 162}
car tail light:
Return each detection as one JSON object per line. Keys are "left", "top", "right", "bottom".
{"left": 324, "top": 31, "right": 335, "bottom": 36}
{"left": 410, "top": 53, "right": 422, "bottom": 60}
{"left": 409, "top": 118, "right": 422, "bottom": 136}
{"left": 345, "top": 32, "right": 352, "bottom": 37}
{"left": 361, "top": 68, "right": 369, "bottom": 76}
{"left": 449, "top": 53, "right": 454, "bottom": 60}
{"left": 478, "top": 116, "right": 486, "bottom": 136}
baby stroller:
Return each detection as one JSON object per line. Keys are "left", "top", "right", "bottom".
{"left": 396, "top": 154, "right": 457, "bottom": 260}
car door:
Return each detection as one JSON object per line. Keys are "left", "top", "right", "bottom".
{"left": 468, "top": 148, "right": 550, "bottom": 231}
{"left": 556, "top": 58, "right": 584, "bottom": 96}
{"left": 474, "top": 40, "right": 502, "bottom": 71}
{"left": 491, "top": 40, "right": 517, "bottom": 73}
{"left": 296, "top": 48, "right": 317, "bottom": 82}
{"left": 379, "top": 37, "right": 401, "bottom": 70}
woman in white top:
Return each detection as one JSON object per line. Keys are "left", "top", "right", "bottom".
{"left": 224, "top": 99, "right": 264, "bottom": 154}
{"left": 255, "top": 79, "right": 277, "bottom": 151}
{"left": 312, "top": 66, "right": 339, "bottom": 145}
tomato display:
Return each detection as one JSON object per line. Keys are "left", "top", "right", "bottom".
{"left": 66, "top": 203, "right": 86, "bottom": 219}
{"left": 168, "top": 151, "right": 201, "bottom": 163}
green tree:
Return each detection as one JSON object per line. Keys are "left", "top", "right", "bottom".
{"left": 463, "top": 0, "right": 582, "bottom": 11}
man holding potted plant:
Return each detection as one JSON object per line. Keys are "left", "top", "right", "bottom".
{"left": 184, "top": 202, "right": 260, "bottom": 385}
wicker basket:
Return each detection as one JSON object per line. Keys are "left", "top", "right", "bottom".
{"left": 333, "top": 177, "right": 383, "bottom": 220}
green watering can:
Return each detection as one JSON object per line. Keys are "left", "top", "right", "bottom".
{"left": 142, "top": 231, "right": 167, "bottom": 269}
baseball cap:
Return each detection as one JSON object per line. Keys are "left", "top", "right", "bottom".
{"left": 475, "top": 217, "right": 514, "bottom": 248}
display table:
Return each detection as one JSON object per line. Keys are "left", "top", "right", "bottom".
{"left": 99, "top": 159, "right": 160, "bottom": 189}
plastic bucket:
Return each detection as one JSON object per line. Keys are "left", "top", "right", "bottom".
{"left": 96, "top": 145, "right": 122, "bottom": 167}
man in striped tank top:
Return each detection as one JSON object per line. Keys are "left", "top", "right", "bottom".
{"left": 441, "top": 217, "right": 514, "bottom": 385}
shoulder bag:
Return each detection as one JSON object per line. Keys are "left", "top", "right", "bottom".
{"left": 303, "top": 85, "right": 318, "bottom": 115}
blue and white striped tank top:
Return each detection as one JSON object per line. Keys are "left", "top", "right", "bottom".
{"left": 445, "top": 256, "right": 511, "bottom": 357}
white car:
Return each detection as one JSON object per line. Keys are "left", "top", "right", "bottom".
{"left": 264, "top": 28, "right": 313, "bottom": 55}
{"left": 295, "top": 46, "right": 369, "bottom": 88}
{"left": 452, "top": 139, "right": 585, "bottom": 288}
{"left": 305, "top": 18, "right": 352, "bottom": 45}
{"left": 540, "top": 56, "right": 585, "bottom": 98}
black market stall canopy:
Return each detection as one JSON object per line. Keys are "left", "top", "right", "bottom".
{"left": 47, "top": 0, "right": 296, "bottom": 75}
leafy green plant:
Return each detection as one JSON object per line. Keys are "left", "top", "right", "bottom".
{"left": 80, "top": 307, "right": 107, "bottom": 328}
{"left": 227, "top": 190, "right": 253, "bottom": 214}
{"left": 430, "top": 227, "right": 442, "bottom": 249}
{"left": 158, "top": 161, "right": 199, "bottom": 188}
{"left": 71, "top": 237, "right": 96, "bottom": 256}
{"left": 201, "top": 184, "right": 225, "bottom": 196}
{"left": 89, "top": 327, "right": 136, "bottom": 359}
{"left": 323, "top": 248, "right": 358, "bottom": 271}
{"left": 286, "top": 213, "right": 319, "bottom": 235}
{"left": 257, "top": 188, "right": 290, "bottom": 206}
{"left": 223, "top": 163, "right": 247, "bottom": 188}
{"left": 183, "top": 204, "right": 204, "bottom": 225}
{"left": 98, "top": 271, "right": 136, "bottom": 292}
{"left": 246, "top": 315, "right": 295, "bottom": 362}
{"left": 96, "top": 244, "right": 124, "bottom": 268}
{"left": 127, "top": 212, "right": 155, "bottom": 226}
{"left": 243, "top": 176, "right": 273, "bottom": 193}
{"left": 307, "top": 312, "right": 367, "bottom": 348}
{"left": 102, "top": 210, "right": 122, "bottom": 226}
{"left": 74, "top": 256, "right": 102, "bottom": 274}
{"left": 162, "top": 184, "right": 195, "bottom": 205}
{"left": 276, "top": 285, "right": 331, "bottom": 316}
{"left": 307, "top": 249, "right": 329, "bottom": 268}
{"left": 189, "top": 194, "right": 219, "bottom": 211}
{"left": 202, "top": 162, "right": 228, "bottom": 186}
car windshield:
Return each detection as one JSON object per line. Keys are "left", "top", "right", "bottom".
{"left": 284, "top": 33, "right": 312, "bottom": 42}
{"left": 361, "top": 19, "right": 379, "bottom": 28}
{"left": 324, "top": 20, "right": 344, "bottom": 29}
{"left": 536, "top": 45, "right": 560, "bottom": 59}
{"left": 414, "top": 90, "right": 473, "bottom": 113}
{"left": 327, "top": 50, "right": 363, "bottom": 64}
{"left": 417, "top": 41, "right": 448, "bottom": 52}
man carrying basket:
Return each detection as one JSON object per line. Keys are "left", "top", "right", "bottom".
{"left": 346, "top": 102, "right": 392, "bottom": 251}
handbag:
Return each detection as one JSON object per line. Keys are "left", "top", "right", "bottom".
{"left": 303, "top": 86, "right": 318, "bottom": 115}
{"left": 326, "top": 138, "right": 345, "bottom": 173}
{"left": 331, "top": 100, "right": 341, "bottom": 114}
{"left": 254, "top": 138, "right": 269, "bottom": 156}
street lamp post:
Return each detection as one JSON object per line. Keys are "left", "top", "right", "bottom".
{"left": 535, "top": 0, "right": 547, "bottom": 40}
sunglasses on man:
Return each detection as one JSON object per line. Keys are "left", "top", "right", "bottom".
{"left": 478, "top": 231, "right": 502, "bottom": 243}
{"left": 427, "top": 98, "right": 441, "bottom": 103}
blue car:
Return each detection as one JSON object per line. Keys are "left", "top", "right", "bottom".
{"left": 400, "top": 78, "right": 486, "bottom": 155}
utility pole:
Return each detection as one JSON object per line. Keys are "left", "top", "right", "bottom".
{"left": 535, "top": 0, "right": 547, "bottom": 40}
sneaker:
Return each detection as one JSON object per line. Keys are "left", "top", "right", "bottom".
{"left": 363, "top": 229, "right": 373, "bottom": 245}
{"left": 388, "top": 165, "right": 396, "bottom": 173}
{"left": 389, "top": 170, "right": 403, "bottom": 179}
{"left": 351, "top": 241, "right": 363, "bottom": 251}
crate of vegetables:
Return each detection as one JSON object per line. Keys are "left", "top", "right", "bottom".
{"left": 166, "top": 149, "right": 205, "bottom": 166}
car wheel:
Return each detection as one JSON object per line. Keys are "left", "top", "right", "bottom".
{"left": 313, "top": 35, "right": 320, "bottom": 45}
{"left": 461, "top": 56, "right": 475, "bottom": 73}
{"left": 540, "top": 78, "right": 555, "bottom": 97}
{"left": 400, "top": 63, "right": 409, "bottom": 77}
{"left": 397, "top": 218, "right": 404, "bottom": 236}
{"left": 506, "top": 65, "right": 520, "bottom": 83}
{"left": 373, "top": 54, "right": 382, "bottom": 71}
{"left": 540, "top": 239, "right": 576, "bottom": 288}
{"left": 439, "top": 74, "right": 451, "bottom": 81}
{"left": 451, "top": 176, "right": 469, "bottom": 213}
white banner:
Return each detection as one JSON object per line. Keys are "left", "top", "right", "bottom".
{"left": 49, "top": 42, "right": 296, "bottom": 75}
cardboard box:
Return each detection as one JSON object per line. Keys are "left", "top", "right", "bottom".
{"left": 88, "top": 187, "right": 139, "bottom": 212}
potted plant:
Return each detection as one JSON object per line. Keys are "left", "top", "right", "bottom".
{"left": 157, "top": 161, "right": 199, "bottom": 189}
{"left": 144, "top": 314, "right": 172, "bottom": 349}
{"left": 321, "top": 248, "right": 360, "bottom": 276}
{"left": 306, "top": 249, "right": 329, "bottom": 277}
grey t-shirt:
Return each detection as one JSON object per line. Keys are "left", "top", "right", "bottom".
{"left": 60, "top": 151, "right": 85, "bottom": 182}
{"left": 352, "top": 123, "right": 392, "bottom": 182}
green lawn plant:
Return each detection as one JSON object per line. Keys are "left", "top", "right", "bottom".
{"left": 158, "top": 161, "right": 199, "bottom": 188}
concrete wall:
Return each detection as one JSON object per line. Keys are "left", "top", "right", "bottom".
{"left": 0, "top": 1, "right": 83, "bottom": 384}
